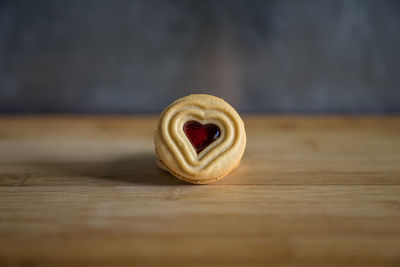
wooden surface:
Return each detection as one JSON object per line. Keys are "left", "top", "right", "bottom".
{"left": 0, "top": 116, "right": 400, "bottom": 267}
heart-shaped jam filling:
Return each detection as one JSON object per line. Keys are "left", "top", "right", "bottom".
{"left": 183, "top": 121, "right": 221, "bottom": 153}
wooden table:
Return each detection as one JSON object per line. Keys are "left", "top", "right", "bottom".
{"left": 0, "top": 116, "right": 399, "bottom": 267}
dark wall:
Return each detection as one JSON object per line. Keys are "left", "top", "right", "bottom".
{"left": 1, "top": 0, "right": 399, "bottom": 113}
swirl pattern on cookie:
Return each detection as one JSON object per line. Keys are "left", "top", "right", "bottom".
{"left": 154, "top": 94, "right": 246, "bottom": 184}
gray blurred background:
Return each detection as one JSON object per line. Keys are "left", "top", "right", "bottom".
{"left": 1, "top": 0, "right": 399, "bottom": 114}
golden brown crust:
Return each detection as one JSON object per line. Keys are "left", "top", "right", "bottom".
{"left": 155, "top": 154, "right": 241, "bottom": 184}
{"left": 154, "top": 94, "right": 246, "bottom": 184}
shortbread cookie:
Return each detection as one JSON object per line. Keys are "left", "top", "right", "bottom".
{"left": 154, "top": 94, "right": 246, "bottom": 184}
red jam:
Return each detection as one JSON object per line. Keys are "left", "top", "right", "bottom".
{"left": 183, "top": 121, "right": 220, "bottom": 153}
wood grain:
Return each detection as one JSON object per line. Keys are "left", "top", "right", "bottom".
{"left": 0, "top": 116, "right": 399, "bottom": 267}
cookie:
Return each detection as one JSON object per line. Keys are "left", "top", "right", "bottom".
{"left": 154, "top": 94, "right": 246, "bottom": 184}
